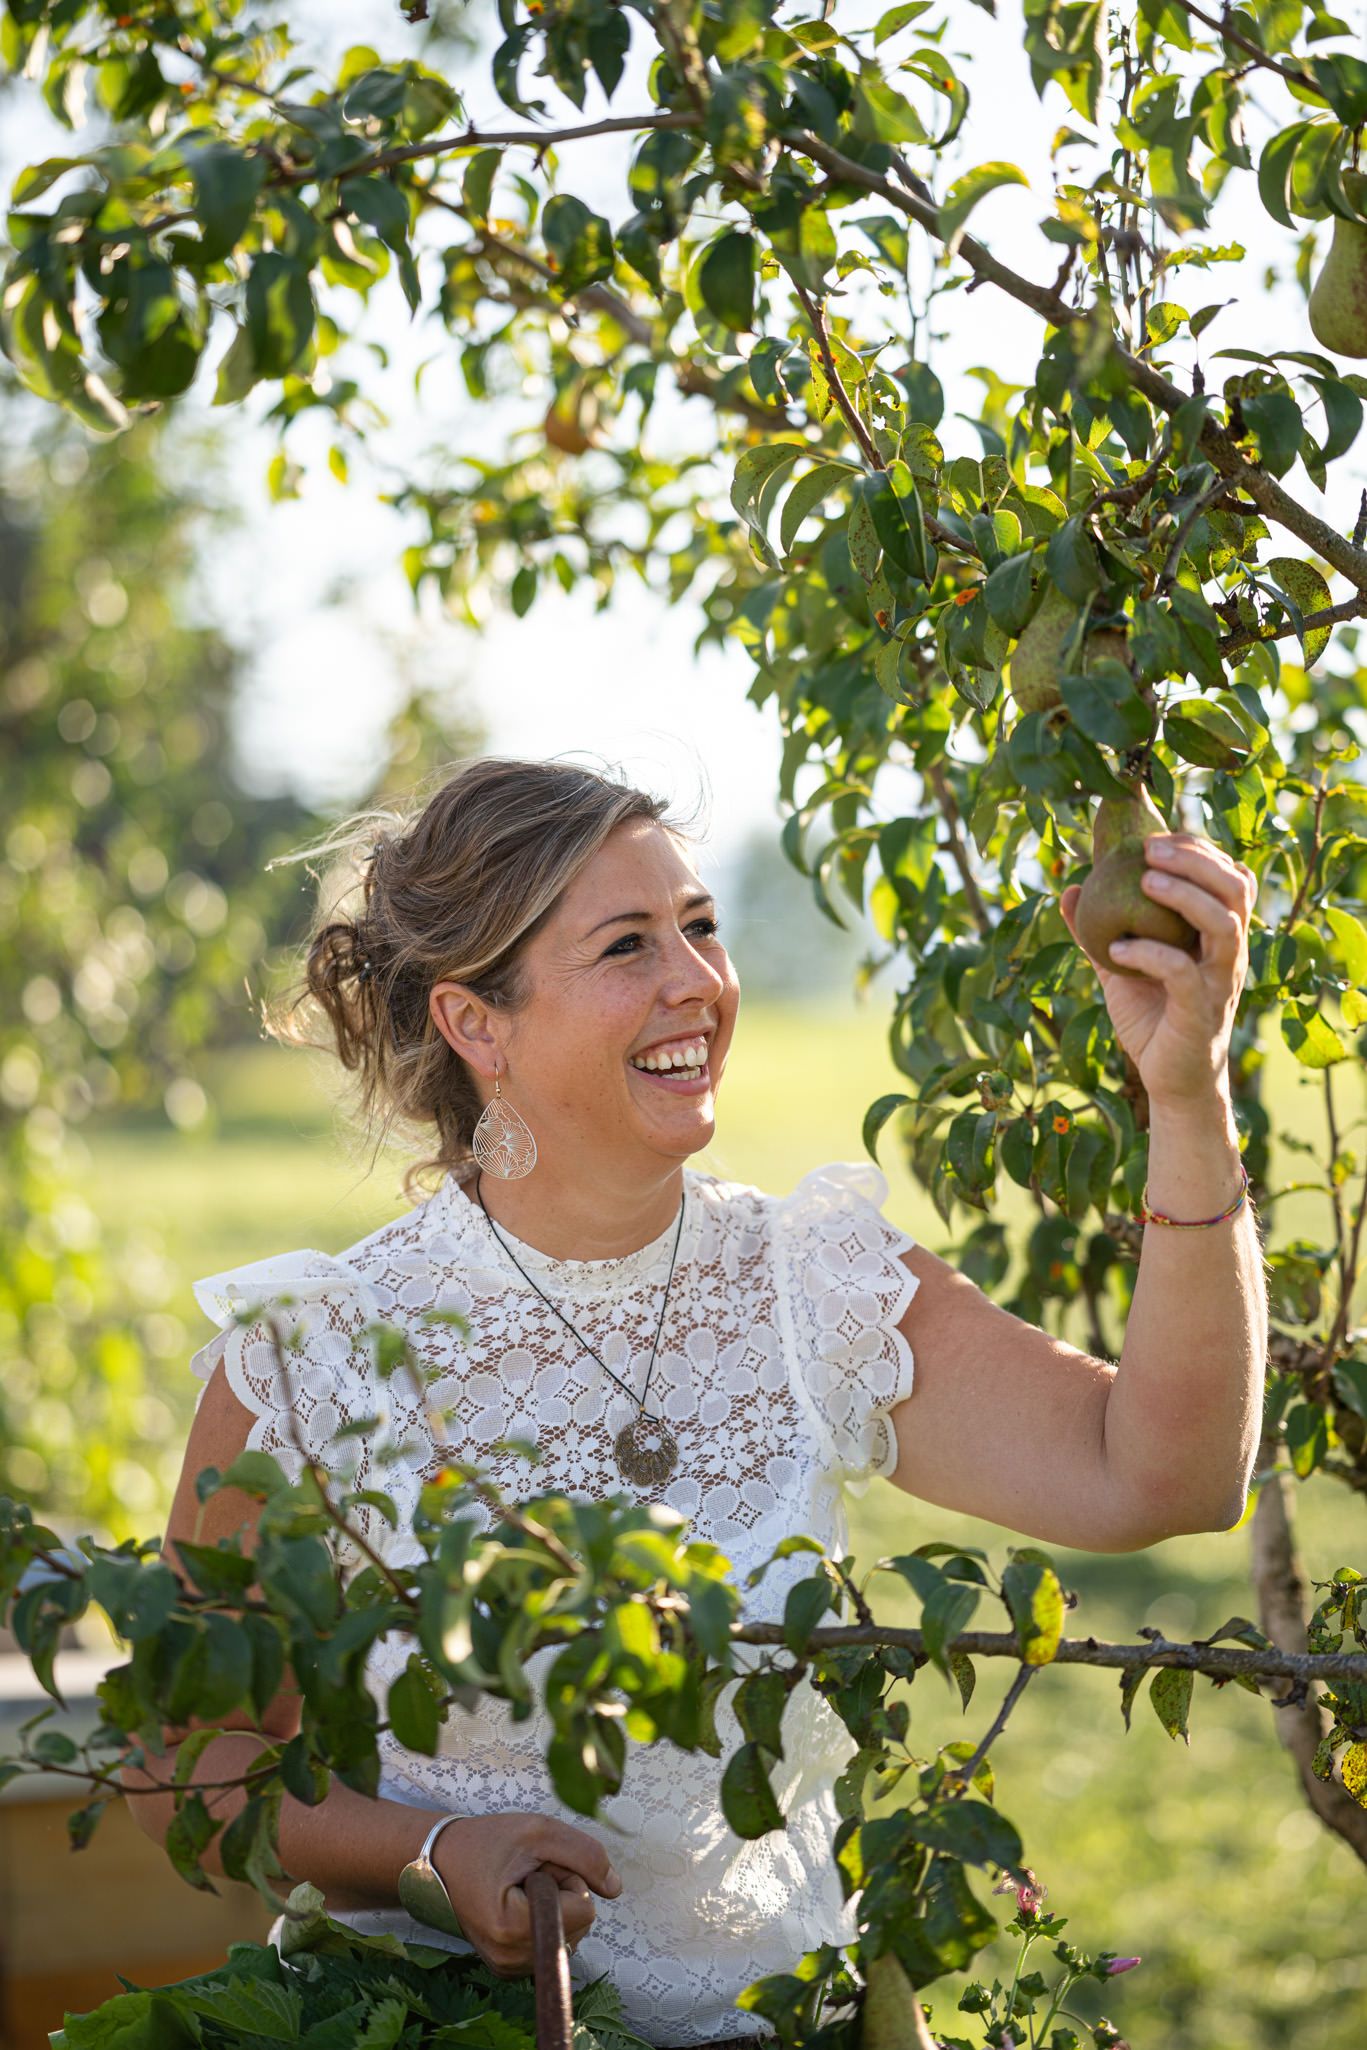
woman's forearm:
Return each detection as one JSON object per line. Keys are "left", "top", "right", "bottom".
{"left": 122, "top": 1730, "right": 445, "bottom": 1908}
{"left": 1102, "top": 1085, "right": 1268, "bottom": 1536}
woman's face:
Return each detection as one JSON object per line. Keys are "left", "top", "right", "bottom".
{"left": 437, "top": 819, "right": 740, "bottom": 1175}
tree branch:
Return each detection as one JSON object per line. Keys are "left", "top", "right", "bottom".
{"left": 732, "top": 1619, "right": 1367, "bottom": 1684}
{"left": 780, "top": 128, "right": 1367, "bottom": 594}
{"left": 1218, "top": 592, "right": 1367, "bottom": 660}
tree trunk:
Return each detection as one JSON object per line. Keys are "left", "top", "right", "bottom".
{"left": 1249, "top": 1436, "right": 1367, "bottom": 1864}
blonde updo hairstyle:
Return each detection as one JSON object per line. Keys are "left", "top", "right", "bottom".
{"left": 269, "top": 757, "right": 691, "bottom": 1196}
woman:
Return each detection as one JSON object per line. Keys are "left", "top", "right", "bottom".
{"left": 126, "top": 756, "right": 1265, "bottom": 2048}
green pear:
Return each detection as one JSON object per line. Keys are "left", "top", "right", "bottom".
{"left": 1009, "top": 587, "right": 1131, "bottom": 713}
{"left": 1308, "top": 170, "right": 1367, "bottom": 361}
{"left": 1074, "top": 785, "right": 1200, "bottom": 978}
{"left": 861, "top": 1950, "right": 937, "bottom": 2049}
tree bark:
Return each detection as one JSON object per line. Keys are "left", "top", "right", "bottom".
{"left": 1249, "top": 1435, "right": 1367, "bottom": 1864}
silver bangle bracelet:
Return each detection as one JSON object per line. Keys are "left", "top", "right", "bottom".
{"left": 397, "top": 1812, "right": 467, "bottom": 1938}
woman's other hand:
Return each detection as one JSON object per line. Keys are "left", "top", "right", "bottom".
{"left": 1060, "top": 829, "right": 1256, "bottom": 1111}
{"left": 432, "top": 1812, "right": 623, "bottom": 1978}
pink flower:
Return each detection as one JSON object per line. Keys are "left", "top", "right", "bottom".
{"left": 993, "top": 1865, "right": 1048, "bottom": 1918}
{"left": 1104, "top": 1956, "right": 1141, "bottom": 1976}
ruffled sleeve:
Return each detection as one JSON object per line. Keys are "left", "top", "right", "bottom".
{"left": 770, "top": 1161, "right": 920, "bottom": 1497}
{"left": 188, "top": 1248, "right": 387, "bottom": 1491}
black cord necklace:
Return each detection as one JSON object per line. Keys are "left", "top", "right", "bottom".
{"left": 474, "top": 1172, "right": 687, "bottom": 1488}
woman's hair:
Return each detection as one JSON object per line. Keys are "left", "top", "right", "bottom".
{"left": 267, "top": 756, "right": 694, "bottom": 1197}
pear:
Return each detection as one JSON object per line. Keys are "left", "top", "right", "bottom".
{"left": 1074, "top": 784, "right": 1200, "bottom": 978}
{"left": 861, "top": 1950, "right": 938, "bottom": 2050}
{"left": 1009, "top": 586, "right": 1131, "bottom": 713}
{"left": 1308, "top": 170, "right": 1367, "bottom": 360}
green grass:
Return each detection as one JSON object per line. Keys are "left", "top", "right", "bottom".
{"left": 76, "top": 1000, "right": 1367, "bottom": 2049}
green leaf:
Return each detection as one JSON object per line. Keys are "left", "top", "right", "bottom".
{"left": 982, "top": 551, "right": 1035, "bottom": 636}
{"left": 697, "top": 229, "right": 756, "bottom": 333}
{"left": 1285, "top": 1399, "right": 1330, "bottom": 1479}
{"left": 542, "top": 193, "right": 614, "bottom": 295}
{"left": 721, "top": 1741, "right": 785, "bottom": 1837}
{"left": 1325, "top": 905, "right": 1367, "bottom": 983}
{"left": 245, "top": 253, "right": 315, "bottom": 379}
{"left": 1060, "top": 668, "right": 1155, "bottom": 750}
{"left": 731, "top": 442, "right": 805, "bottom": 563}
{"left": 387, "top": 1655, "right": 441, "bottom": 1755}
{"left": 1044, "top": 517, "right": 1102, "bottom": 601}
{"left": 1164, "top": 699, "right": 1252, "bottom": 771}
{"left": 864, "top": 1093, "right": 912, "bottom": 1163}
{"left": 1149, "top": 1665, "right": 1194, "bottom": 1744}
{"left": 1282, "top": 1000, "right": 1348, "bottom": 1069}
{"left": 783, "top": 1572, "right": 834, "bottom": 1655}
{"left": 938, "top": 162, "right": 1028, "bottom": 258}
{"left": 186, "top": 143, "right": 266, "bottom": 265}
{"left": 1331, "top": 1357, "right": 1367, "bottom": 1419}
{"left": 905, "top": 1798, "right": 1023, "bottom": 1870}
{"left": 1242, "top": 390, "right": 1302, "bottom": 478}
{"left": 1258, "top": 122, "right": 1313, "bottom": 230}
{"left": 1260, "top": 555, "right": 1334, "bottom": 667}
{"left": 780, "top": 460, "right": 854, "bottom": 561}
{"left": 461, "top": 145, "right": 500, "bottom": 223}
{"left": 1001, "top": 1550, "right": 1064, "bottom": 1666}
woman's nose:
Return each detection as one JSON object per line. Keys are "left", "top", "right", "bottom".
{"left": 664, "top": 931, "right": 726, "bottom": 1001}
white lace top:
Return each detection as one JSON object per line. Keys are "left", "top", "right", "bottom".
{"left": 189, "top": 1160, "right": 920, "bottom": 2048}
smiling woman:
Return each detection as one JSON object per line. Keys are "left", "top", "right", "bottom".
{"left": 122, "top": 754, "right": 1266, "bottom": 2050}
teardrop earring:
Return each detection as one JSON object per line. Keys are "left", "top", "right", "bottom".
{"left": 470, "top": 1064, "right": 538, "bottom": 1179}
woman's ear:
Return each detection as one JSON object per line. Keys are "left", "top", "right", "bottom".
{"left": 429, "top": 983, "right": 503, "bottom": 1078}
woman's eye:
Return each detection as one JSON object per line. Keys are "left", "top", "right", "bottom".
{"left": 604, "top": 917, "right": 721, "bottom": 959}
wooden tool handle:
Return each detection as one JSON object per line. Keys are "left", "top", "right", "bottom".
{"left": 525, "top": 1867, "right": 574, "bottom": 2050}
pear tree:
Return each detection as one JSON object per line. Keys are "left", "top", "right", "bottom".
{"left": 6, "top": 0, "right": 1367, "bottom": 2041}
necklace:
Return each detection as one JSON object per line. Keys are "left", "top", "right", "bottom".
{"left": 473, "top": 1174, "right": 686, "bottom": 1489}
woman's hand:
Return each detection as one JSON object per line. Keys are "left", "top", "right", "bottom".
{"left": 1059, "top": 828, "right": 1256, "bottom": 1111}
{"left": 433, "top": 1811, "right": 623, "bottom": 1979}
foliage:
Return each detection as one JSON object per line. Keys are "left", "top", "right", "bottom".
{"left": 3, "top": 0, "right": 1367, "bottom": 1449}
{"left": 3, "top": 1307, "right": 1367, "bottom": 2040}
{"left": 50, "top": 1882, "right": 654, "bottom": 2050}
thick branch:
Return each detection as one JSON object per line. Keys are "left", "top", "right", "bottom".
{"left": 781, "top": 129, "right": 1367, "bottom": 594}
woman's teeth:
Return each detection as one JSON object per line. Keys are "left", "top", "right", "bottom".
{"left": 629, "top": 1038, "right": 709, "bottom": 1074}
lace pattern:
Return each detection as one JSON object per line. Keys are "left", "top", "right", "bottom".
{"left": 189, "top": 1161, "right": 919, "bottom": 2046}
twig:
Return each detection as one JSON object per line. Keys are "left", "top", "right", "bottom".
{"left": 1218, "top": 592, "right": 1367, "bottom": 660}
{"left": 927, "top": 760, "right": 992, "bottom": 934}
{"left": 1177, "top": 0, "right": 1319, "bottom": 91}
{"left": 951, "top": 1664, "right": 1039, "bottom": 1788}
{"left": 791, "top": 280, "right": 884, "bottom": 472}
{"left": 1156, "top": 472, "right": 1240, "bottom": 594}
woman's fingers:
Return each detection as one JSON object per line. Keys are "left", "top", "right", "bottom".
{"left": 1140, "top": 865, "right": 1244, "bottom": 958}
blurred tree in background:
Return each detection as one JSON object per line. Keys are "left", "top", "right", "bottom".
{"left": 0, "top": 404, "right": 481, "bottom": 1536}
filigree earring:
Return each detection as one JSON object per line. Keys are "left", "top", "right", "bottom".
{"left": 471, "top": 1064, "right": 537, "bottom": 1179}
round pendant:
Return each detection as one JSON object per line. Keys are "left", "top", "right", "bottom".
{"left": 614, "top": 1413, "right": 679, "bottom": 1488}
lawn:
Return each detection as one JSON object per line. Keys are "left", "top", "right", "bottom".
{"left": 75, "top": 997, "right": 1367, "bottom": 2049}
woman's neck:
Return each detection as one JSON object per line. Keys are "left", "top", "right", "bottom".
{"left": 455, "top": 1160, "right": 687, "bottom": 1262}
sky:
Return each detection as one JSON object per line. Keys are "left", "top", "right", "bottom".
{"left": 6, "top": 2, "right": 1367, "bottom": 895}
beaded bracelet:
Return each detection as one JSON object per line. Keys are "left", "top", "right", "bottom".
{"left": 1140, "top": 1158, "right": 1250, "bottom": 1230}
